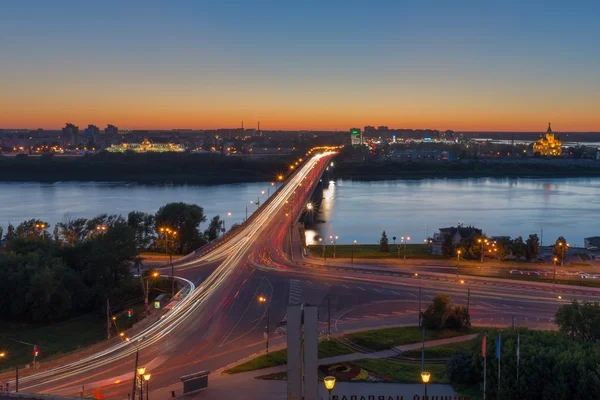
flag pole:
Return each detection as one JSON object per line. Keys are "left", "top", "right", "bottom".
{"left": 483, "top": 333, "right": 487, "bottom": 400}
{"left": 497, "top": 333, "right": 501, "bottom": 398}
{"left": 516, "top": 333, "right": 520, "bottom": 400}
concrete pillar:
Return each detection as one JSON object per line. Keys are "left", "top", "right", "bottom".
{"left": 287, "top": 305, "right": 303, "bottom": 400}
{"left": 303, "top": 306, "right": 318, "bottom": 400}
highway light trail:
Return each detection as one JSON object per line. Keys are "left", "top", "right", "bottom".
{"left": 15, "top": 151, "right": 335, "bottom": 391}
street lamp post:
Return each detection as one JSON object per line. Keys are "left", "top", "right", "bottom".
{"left": 143, "top": 374, "right": 151, "bottom": 400}
{"left": 351, "top": 240, "right": 357, "bottom": 264}
{"left": 160, "top": 228, "right": 177, "bottom": 297}
{"left": 137, "top": 367, "right": 146, "bottom": 400}
{"left": 35, "top": 223, "right": 47, "bottom": 240}
{"left": 258, "top": 296, "right": 270, "bottom": 355}
{"left": 329, "top": 236, "right": 338, "bottom": 258}
{"left": 421, "top": 371, "right": 431, "bottom": 399}
{"left": 460, "top": 279, "right": 470, "bottom": 313}
{"left": 478, "top": 238, "right": 489, "bottom": 263}
{"left": 319, "top": 238, "right": 326, "bottom": 264}
{"left": 415, "top": 273, "right": 422, "bottom": 326}
{"left": 553, "top": 257, "right": 558, "bottom": 290}
{"left": 323, "top": 376, "right": 336, "bottom": 400}
{"left": 401, "top": 236, "right": 411, "bottom": 263}
{"left": 144, "top": 272, "right": 159, "bottom": 317}
{"left": 95, "top": 225, "right": 107, "bottom": 237}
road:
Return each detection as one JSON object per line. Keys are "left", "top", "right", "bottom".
{"left": 7, "top": 148, "right": 600, "bottom": 399}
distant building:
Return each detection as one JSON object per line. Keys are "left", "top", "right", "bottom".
{"left": 532, "top": 123, "right": 562, "bottom": 156}
{"left": 106, "top": 138, "right": 185, "bottom": 153}
{"left": 350, "top": 128, "right": 362, "bottom": 146}
{"left": 105, "top": 124, "right": 119, "bottom": 135}
{"left": 584, "top": 237, "right": 600, "bottom": 249}
{"left": 62, "top": 123, "right": 79, "bottom": 146}
{"left": 85, "top": 125, "right": 100, "bottom": 135}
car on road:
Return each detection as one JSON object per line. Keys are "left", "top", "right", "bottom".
{"left": 526, "top": 271, "right": 540, "bottom": 276}
{"left": 509, "top": 269, "right": 523, "bottom": 275}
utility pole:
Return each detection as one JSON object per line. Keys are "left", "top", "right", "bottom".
{"left": 131, "top": 350, "right": 139, "bottom": 400}
{"left": 15, "top": 366, "right": 18, "bottom": 392}
{"left": 328, "top": 296, "right": 331, "bottom": 341}
{"left": 106, "top": 298, "right": 111, "bottom": 340}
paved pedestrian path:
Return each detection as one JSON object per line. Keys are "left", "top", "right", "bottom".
{"left": 149, "top": 334, "right": 477, "bottom": 399}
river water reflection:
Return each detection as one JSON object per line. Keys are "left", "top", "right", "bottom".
{"left": 307, "top": 178, "right": 600, "bottom": 247}
{"left": 0, "top": 179, "right": 598, "bottom": 248}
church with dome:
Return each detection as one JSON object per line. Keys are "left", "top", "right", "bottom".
{"left": 532, "top": 123, "right": 562, "bottom": 156}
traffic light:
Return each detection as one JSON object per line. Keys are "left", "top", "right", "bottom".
{"left": 127, "top": 309, "right": 133, "bottom": 318}
{"left": 34, "top": 350, "right": 39, "bottom": 357}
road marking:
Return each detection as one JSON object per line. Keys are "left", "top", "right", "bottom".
{"left": 480, "top": 301, "right": 495, "bottom": 308}
{"left": 377, "top": 313, "right": 390, "bottom": 317}
{"left": 357, "top": 286, "right": 366, "bottom": 291}
{"left": 373, "top": 288, "right": 382, "bottom": 293}
{"left": 323, "top": 282, "right": 332, "bottom": 287}
{"left": 392, "top": 311, "right": 404, "bottom": 315}
{"left": 305, "top": 280, "right": 313, "bottom": 285}
{"left": 342, "top": 285, "right": 350, "bottom": 289}
{"left": 405, "top": 293, "right": 417, "bottom": 298}
{"left": 344, "top": 317, "right": 359, "bottom": 321}
{"left": 389, "top": 290, "right": 401, "bottom": 296}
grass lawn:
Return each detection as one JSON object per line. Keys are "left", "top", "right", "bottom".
{"left": 346, "top": 327, "right": 480, "bottom": 352}
{"left": 401, "top": 338, "right": 477, "bottom": 359}
{"left": 308, "top": 244, "right": 447, "bottom": 259}
{"left": 223, "top": 339, "right": 355, "bottom": 374}
{"left": 353, "top": 358, "right": 449, "bottom": 383}
{"left": 0, "top": 313, "right": 106, "bottom": 371}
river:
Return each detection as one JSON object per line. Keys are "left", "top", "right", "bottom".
{"left": 0, "top": 179, "right": 598, "bottom": 247}
{"left": 306, "top": 178, "right": 600, "bottom": 247}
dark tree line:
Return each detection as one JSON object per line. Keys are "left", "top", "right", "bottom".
{"left": 0, "top": 202, "right": 225, "bottom": 324}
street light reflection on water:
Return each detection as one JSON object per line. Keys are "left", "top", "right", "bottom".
{"left": 305, "top": 180, "right": 336, "bottom": 245}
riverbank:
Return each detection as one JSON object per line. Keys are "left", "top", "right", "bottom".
{"left": 3, "top": 153, "right": 600, "bottom": 184}
{"left": 333, "top": 159, "right": 600, "bottom": 181}
{"left": 0, "top": 152, "right": 290, "bottom": 184}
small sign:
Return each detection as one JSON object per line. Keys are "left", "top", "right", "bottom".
{"left": 154, "top": 300, "right": 161, "bottom": 309}
{"left": 263, "top": 332, "right": 269, "bottom": 341}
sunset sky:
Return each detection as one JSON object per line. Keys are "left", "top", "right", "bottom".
{"left": 1, "top": 1, "right": 599, "bottom": 132}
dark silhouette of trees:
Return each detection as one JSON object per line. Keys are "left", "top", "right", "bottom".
{"left": 379, "top": 231, "right": 389, "bottom": 252}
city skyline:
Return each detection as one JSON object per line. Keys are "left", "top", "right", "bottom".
{"left": 1, "top": 1, "right": 599, "bottom": 132}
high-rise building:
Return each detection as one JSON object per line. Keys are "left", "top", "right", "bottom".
{"left": 62, "top": 123, "right": 79, "bottom": 146}
{"left": 350, "top": 128, "right": 362, "bottom": 145}
{"left": 85, "top": 125, "right": 100, "bottom": 135}
{"left": 105, "top": 124, "right": 119, "bottom": 135}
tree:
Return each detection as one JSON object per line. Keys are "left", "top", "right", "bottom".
{"left": 0, "top": 226, "right": 3, "bottom": 247}
{"left": 446, "top": 352, "right": 475, "bottom": 384}
{"left": 525, "top": 233, "right": 540, "bottom": 261}
{"left": 422, "top": 294, "right": 451, "bottom": 329}
{"left": 4, "top": 223, "right": 15, "bottom": 248}
{"left": 442, "top": 234, "right": 455, "bottom": 257}
{"left": 446, "top": 305, "right": 471, "bottom": 330}
{"left": 379, "top": 231, "right": 389, "bottom": 252}
{"left": 127, "top": 211, "right": 156, "bottom": 251}
{"left": 155, "top": 202, "right": 207, "bottom": 254}
{"left": 204, "top": 215, "right": 223, "bottom": 242}
{"left": 496, "top": 237, "right": 511, "bottom": 260}
{"left": 553, "top": 236, "right": 568, "bottom": 261}
{"left": 511, "top": 236, "right": 526, "bottom": 260}
{"left": 422, "top": 294, "right": 470, "bottom": 330}
{"left": 15, "top": 219, "right": 50, "bottom": 239}
{"left": 55, "top": 217, "right": 89, "bottom": 245}
{"left": 555, "top": 300, "right": 600, "bottom": 341}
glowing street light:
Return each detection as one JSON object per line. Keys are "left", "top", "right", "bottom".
{"left": 258, "top": 296, "right": 270, "bottom": 355}
{"left": 421, "top": 371, "right": 431, "bottom": 398}
{"left": 159, "top": 227, "right": 178, "bottom": 297}
{"left": 323, "top": 376, "right": 336, "bottom": 400}
{"left": 143, "top": 374, "right": 151, "bottom": 400}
